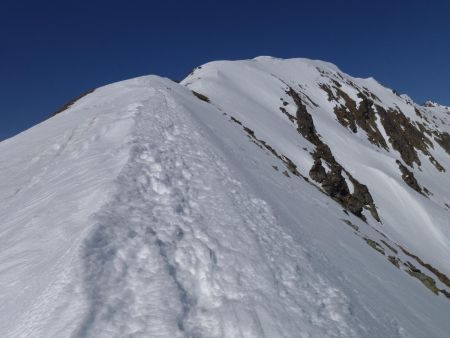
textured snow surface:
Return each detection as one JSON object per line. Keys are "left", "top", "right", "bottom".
{"left": 1, "top": 58, "right": 450, "bottom": 337}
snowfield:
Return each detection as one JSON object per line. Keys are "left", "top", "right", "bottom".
{"left": 1, "top": 57, "right": 450, "bottom": 337}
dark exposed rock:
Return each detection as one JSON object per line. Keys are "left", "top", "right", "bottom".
{"left": 364, "top": 238, "right": 385, "bottom": 255}
{"left": 416, "top": 107, "right": 430, "bottom": 122}
{"left": 428, "top": 155, "right": 445, "bottom": 172}
{"left": 388, "top": 256, "right": 400, "bottom": 268}
{"left": 286, "top": 86, "right": 380, "bottom": 221}
{"left": 416, "top": 121, "right": 432, "bottom": 136}
{"left": 192, "top": 90, "right": 210, "bottom": 103}
{"left": 405, "top": 261, "right": 440, "bottom": 294}
{"left": 396, "top": 160, "right": 423, "bottom": 194}
{"left": 279, "top": 107, "right": 296, "bottom": 123}
{"left": 230, "top": 116, "right": 242, "bottom": 125}
{"left": 319, "top": 82, "right": 445, "bottom": 172}
{"left": 227, "top": 91, "right": 380, "bottom": 221}
{"left": 400, "top": 246, "right": 450, "bottom": 289}
{"left": 309, "top": 159, "right": 327, "bottom": 183}
{"left": 243, "top": 126, "right": 255, "bottom": 136}
{"left": 227, "top": 76, "right": 445, "bottom": 226}
{"left": 341, "top": 219, "right": 359, "bottom": 231}
{"left": 376, "top": 105, "right": 432, "bottom": 167}
{"left": 348, "top": 178, "right": 380, "bottom": 221}
{"left": 441, "top": 289, "right": 450, "bottom": 299}
{"left": 319, "top": 84, "right": 388, "bottom": 149}
{"left": 346, "top": 219, "right": 450, "bottom": 298}
{"left": 320, "top": 82, "right": 388, "bottom": 149}
{"left": 380, "top": 239, "right": 398, "bottom": 254}
{"left": 320, "top": 167, "right": 349, "bottom": 199}
{"left": 286, "top": 87, "right": 319, "bottom": 144}
{"left": 49, "top": 88, "right": 95, "bottom": 119}
{"left": 283, "top": 156, "right": 301, "bottom": 176}
{"left": 435, "top": 132, "right": 450, "bottom": 155}
{"left": 299, "top": 90, "right": 319, "bottom": 108}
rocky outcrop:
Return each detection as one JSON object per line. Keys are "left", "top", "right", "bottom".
{"left": 401, "top": 246, "right": 450, "bottom": 289}
{"left": 320, "top": 83, "right": 388, "bottom": 149}
{"left": 396, "top": 160, "right": 423, "bottom": 194}
{"left": 319, "top": 81, "right": 445, "bottom": 172}
{"left": 192, "top": 90, "right": 210, "bottom": 103}
{"left": 340, "top": 216, "right": 450, "bottom": 298}
{"left": 287, "top": 86, "right": 380, "bottom": 222}
{"left": 435, "top": 131, "right": 450, "bottom": 155}
{"left": 376, "top": 105, "right": 432, "bottom": 167}
{"left": 405, "top": 262, "right": 440, "bottom": 294}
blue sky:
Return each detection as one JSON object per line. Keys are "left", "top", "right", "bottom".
{"left": 1, "top": 0, "right": 449, "bottom": 139}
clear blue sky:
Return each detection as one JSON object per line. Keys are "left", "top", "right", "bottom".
{"left": 1, "top": 0, "right": 449, "bottom": 140}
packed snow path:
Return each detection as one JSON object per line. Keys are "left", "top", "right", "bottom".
{"left": 76, "top": 84, "right": 359, "bottom": 337}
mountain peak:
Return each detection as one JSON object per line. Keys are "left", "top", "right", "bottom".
{"left": 423, "top": 100, "right": 450, "bottom": 110}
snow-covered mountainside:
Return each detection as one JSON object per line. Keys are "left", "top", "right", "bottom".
{"left": 1, "top": 57, "right": 450, "bottom": 337}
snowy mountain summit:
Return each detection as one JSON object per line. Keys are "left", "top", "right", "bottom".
{"left": 1, "top": 57, "right": 450, "bottom": 337}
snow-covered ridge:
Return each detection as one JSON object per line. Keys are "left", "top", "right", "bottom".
{"left": 423, "top": 100, "right": 450, "bottom": 109}
{"left": 1, "top": 58, "right": 450, "bottom": 337}
{"left": 184, "top": 56, "right": 450, "bottom": 259}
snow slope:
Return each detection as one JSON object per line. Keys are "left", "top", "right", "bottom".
{"left": 183, "top": 57, "right": 450, "bottom": 274}
{"left": 1, "top": 57, "right": 450, "bottom": 337}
